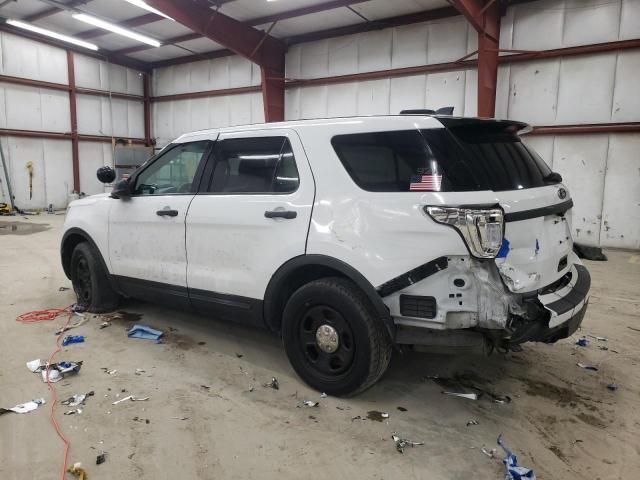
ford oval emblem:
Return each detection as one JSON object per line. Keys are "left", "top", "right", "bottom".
{"left": 558, "top": 188, "right": 567, "bottom": 200}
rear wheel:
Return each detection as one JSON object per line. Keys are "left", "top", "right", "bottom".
{"left": 282, "top": 277, "right": 392, "bottom": 396}
{"left": 70, "top": 242, "right": 119, "bottom": 313}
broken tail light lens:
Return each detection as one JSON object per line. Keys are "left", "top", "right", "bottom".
{"left": 425, "top": 206, "right": 504, "bottom": 258}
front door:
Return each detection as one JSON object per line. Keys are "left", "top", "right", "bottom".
{"left": 109, "top": 139, "right": 213, "bottom": 306}
{"left": 185, "top": 129, "right": 315, "bottom": 325}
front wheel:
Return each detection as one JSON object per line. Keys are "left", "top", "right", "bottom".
{"left": 282, "top": 277, "right": 392, "bottom": 396}
{"left": 70, "top": 242, "right": 119, "bottom": 313}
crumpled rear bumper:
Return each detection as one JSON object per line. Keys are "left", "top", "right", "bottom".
{"left": 510, "top": 262, "right": 591, "bottom": 345}
{"left": 538, "top": 263, "right": 591, "bottom": 329}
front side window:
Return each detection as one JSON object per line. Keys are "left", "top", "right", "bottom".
{"left": 209, "top": 137, "right": 299, "bottom": 194}
{"left": 331, "top": 128, "right": 556, "bottom": 192}
{"left": 133, "top": 140, "right": 211, "bottom": 195}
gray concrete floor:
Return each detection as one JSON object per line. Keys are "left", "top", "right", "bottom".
{"left": 1, "top": 215, "right": 639, "bottom": 480}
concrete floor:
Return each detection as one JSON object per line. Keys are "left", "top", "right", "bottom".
{"left": 1, "top": 215, "right": 639, "bottom": 480}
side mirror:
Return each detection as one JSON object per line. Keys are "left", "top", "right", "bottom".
{"left": 111, "top": 179, "right": 132, "bottom": 199}
{"left": 96, "top": 166, "right": 116, "bottom": 184}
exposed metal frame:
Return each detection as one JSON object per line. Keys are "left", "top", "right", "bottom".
{"left": 0, "top": 127, "right": 147, "bottom": 144}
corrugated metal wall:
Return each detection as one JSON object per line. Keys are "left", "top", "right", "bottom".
{"left": 151, "top": 56, "right": 264, "bottom": 147}
{"left": 0, "top": 32, "right": 144, "bottom": 208}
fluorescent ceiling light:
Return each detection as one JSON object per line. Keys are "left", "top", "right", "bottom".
{"left": 123, "top": 0, "right": 175, "bottom": 21}
{"left": 6, "top": 19, "right": 99, "bottom": 51}
{"left": 72, "top": 13, "right": 162, "bottom": 47}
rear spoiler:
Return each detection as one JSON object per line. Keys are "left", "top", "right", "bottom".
{"left": 400, "top": 109, "right": 531, "bottom": 135}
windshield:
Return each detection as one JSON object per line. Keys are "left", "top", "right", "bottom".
{"left": 331, "top": 127, "right": 556, "bottom": 192}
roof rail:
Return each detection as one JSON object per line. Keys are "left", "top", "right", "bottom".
{"left": 400, "top": 107, "right": 454, "bottom": 115}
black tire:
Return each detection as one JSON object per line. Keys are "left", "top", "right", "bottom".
{"left": 282, "top": 277, "right": 392, "bottom": 396}
{"left": 70, "top": 242, "right": 119, "bottom": 313}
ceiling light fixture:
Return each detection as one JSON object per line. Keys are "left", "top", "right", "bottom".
{"left": 123, "top": 0, "right": 175, "bottom": 21}
{"left": 72, "top": 13, "right": 162, "bottom": 47}
{"left": 6, "top": 19, "right": 99, "bottom": 50}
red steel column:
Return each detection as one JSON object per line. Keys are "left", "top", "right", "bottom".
{"left": 143, "top": 73, "right": 152, "bottom": 145}
{"left": 476, "top": 2, "right": 500, "bottom": 117}
{"left": 261, "top": 61, "right": 285, "bottom": 123}
{"left": 67, "top": 50, "right": 80, "bottom": 192}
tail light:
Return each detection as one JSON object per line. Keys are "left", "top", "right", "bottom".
{"left": 425, "top": 206, "right": 504, "bottom": 258}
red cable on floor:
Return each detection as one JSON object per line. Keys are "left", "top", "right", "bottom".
{"left": 17, "top": 306, "right": 74, "bottom": 480}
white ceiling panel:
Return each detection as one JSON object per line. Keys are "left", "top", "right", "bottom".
{"left": 127, "top": 45, "right": 193, "bottom": 62}
{"left": 351, "top": 0, "right": 449, "bottom": 20}
{"left": 35, "top": 10, "right": 101, "bottom": 35}
{"left": 174, "top": 37, "right": 223, "bottom": 54}
{"left": 0, "top": 0, "right": 47, "bottom": 18}
{"left": 256, "top": 8, "right": 365, "bottom": 38}
{"left": 137, "top": 19, "right": 194, "bottom": 39}
{"left": 92, "top": 33, "right": 144, "bottom": 51}
{"left": 220, "top": 0, "right": 338, "bottom": 22}
{"left": 82, "top": 0, "right": 149, "bottom": 22}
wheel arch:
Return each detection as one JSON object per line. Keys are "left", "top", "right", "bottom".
{"left": 61, "top": 228, "right": 113, "bottom": 288}
{"left": 263, "top": 255, "right": 394, "bottom": 339}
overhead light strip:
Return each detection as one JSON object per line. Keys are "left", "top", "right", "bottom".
{"left": 72, "top": 13, "right": 162, "bottom": 47}
{"left": 6, "top": 19, "right": 99, "bottom": 51}
{"left": 123, "top": 0, "right": 175, "bottom": 21}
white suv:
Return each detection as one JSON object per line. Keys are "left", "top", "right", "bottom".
{"left": 61, "top": 115, "right": 590, "bottom": 396}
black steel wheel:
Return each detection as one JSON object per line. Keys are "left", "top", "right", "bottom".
{"left": 282, "top": 277, "right": 392, "bottom": 396}
{"left": 70, "top": 242, "right": 119, "bottom": 313}
{"left": 299, "top": 305, "right": 356, "bottom": 379}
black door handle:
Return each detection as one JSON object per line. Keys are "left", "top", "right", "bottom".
{"left": 264, "top": 210, "right": 297, "bottom": 219}
{"left": 156, "top": 209, "right": 178, "bottom": 217}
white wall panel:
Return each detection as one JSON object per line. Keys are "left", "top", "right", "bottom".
{"left": 620, "top": 0, "right": 640, "bottom": 39}
{"left": 600, "top": 134, "right": 640, "bottom": 249}
{"left": 0, "top": 83, "right": 70, "bottom": 132}
{"left": 426, "top": 17, "right": 469, "bottom": 64}
{"left": 390, "top": 75, "right": 426, "bottom": 114}
{"left": 76, "top": 94, "right": 144, "bottom": 138}
{"left": 0, "top": 32, "right": 68, "bottom": 84}
{"left": 507, "top": 59, "right": 560, "bottom": 124}
{"left": 463, "top": 69, "right": 477, "bottom": 117}
{"left": 74, "top": 54, "right": 143, "bottom": 95}
{"left": 522, "top": 136, "right": 555, "bottom": 168}
{"left": 563, "top": 0, "right": 621, "bottom": 46}
{"left": 300, "top": 85, "right": 328, "bottom": 119}
{"left": 79, "top": 142, "right": 112, "bottom": 196}
{"left": 356, "top": 79, "right": 391, "bottom": 115}
{"left": 553, "top": 135, "right": 609, "bottom": 246}
{"left": 511, "top": 0, "right": 565, "bottom": 51}
{"left": 392, "top": 23, "right": 428, "bottom": 69}
{"left": 328, "top": 36, "right": 359, "bottom": 76}
{"left": 43, "top": 140, "right": 74, "bottom": 208}
{"left": 358, "top": 30, "right": 392, "bottom": 73}
{"left": 327, "top": 83, "right": 358, "bottom": 117}
{"left": 425, "top": 71, "right": 466, "bottom": 114}
{"left": 556, "top": 54, "right": 616, "bottom": 125}
{"left": 151, "top": 92, "right": 264, "bottom": 147}
{"left": 153, "top": 56, "right": 260, "bottom": 96}
{"left": 0, "top": 137, "right": 73, "bottom": 209}
{"left": 611, "top": 51, "right": 640, "bottom": 122}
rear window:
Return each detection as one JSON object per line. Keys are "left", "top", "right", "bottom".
{"left": 331, "top": 128, "right": 555, "bottom": 192}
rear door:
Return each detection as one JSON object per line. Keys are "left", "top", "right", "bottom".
{"left": 185, "top": 129, "right": 315, "bottom": 324}
{"left": 108, "top": 140, "right": 213, "bottom": 305}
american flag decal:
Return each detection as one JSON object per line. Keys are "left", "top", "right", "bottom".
{"left": 409, "top": 174, "right": 442, "bottom": 191}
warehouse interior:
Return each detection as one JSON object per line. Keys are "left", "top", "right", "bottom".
{"left": 0, "top": 1, "right": 639, "bottom": 479}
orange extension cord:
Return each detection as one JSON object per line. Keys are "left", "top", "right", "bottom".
{"left": 17, "top": 306, "right": 74, "bottom": 480}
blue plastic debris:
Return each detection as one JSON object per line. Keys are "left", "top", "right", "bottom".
{"left": 576, "top": 337, "right": 589, "bottom": 347}
{"left": 127, "top": 324, "right": 163, "bottom": 341}
{"left": 496, "top": 238, "right": 510, "bottom": 259}
{"left": 535, "top": 239, "right": 540, "bottom": 255}
{"left": 62, "top": 335, "right": 85, "bottom": 346}
{"left": 497, "top": 434, "right": 536, "bottom": 480}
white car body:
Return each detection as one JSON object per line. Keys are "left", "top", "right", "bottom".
{"left": 62, "top": 115, "right": 590, "bottom": 351}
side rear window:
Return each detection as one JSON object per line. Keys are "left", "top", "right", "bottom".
{"left": 209, "top": 137, "right": 299, "bottom": 194}
{"left": 331, "top": 128, "right": 556, "bottom": 192}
